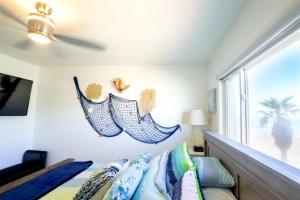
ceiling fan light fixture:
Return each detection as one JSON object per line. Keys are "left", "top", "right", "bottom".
{"left": 27, "top": 32, "right": 51, "bottom": 44}
{"left": 26, "top": 2, "right": 55, "bottom": 44}
{"left": 35, "top": 2, "right": 53, "bottom": 16}
{"left": 27, "top": 13, "right": 55, "bottom": 28}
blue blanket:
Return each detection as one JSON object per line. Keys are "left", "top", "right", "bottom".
{"left": 0, "top": 161, "right": 93, "bottom": 200}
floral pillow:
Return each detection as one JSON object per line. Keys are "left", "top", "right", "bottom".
{"left": 103, "top": 154, "right": 151, "bottom": 200}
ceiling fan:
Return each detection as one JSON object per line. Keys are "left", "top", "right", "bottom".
{"left": 0, "top": 1, "right": 106, "bottom": 51}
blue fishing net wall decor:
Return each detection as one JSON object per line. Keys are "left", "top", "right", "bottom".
{"left": 74, "top": 77, "right": 180, "bottom": 144}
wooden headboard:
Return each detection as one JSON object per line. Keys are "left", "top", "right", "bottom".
{"left": 203, "top": 130, "right": 300, "bottom": 200}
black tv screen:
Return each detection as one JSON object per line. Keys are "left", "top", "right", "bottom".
{"left": 0, "top": 73, "right": 33, "bottom": 116}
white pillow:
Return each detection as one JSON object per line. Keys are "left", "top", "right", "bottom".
{"left": 203, "top": 188, "right": 237, "bottom": 200}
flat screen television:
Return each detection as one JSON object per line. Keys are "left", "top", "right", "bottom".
{"left": 0, "top": 73, "right": 33, "bottom": 116}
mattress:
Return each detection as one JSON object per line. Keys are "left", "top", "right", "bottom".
{"left": 39, "top": 162, "right": 238, "bottom": 200}
{"left": 203, "top": 188, "right": 237, "bottom": 200}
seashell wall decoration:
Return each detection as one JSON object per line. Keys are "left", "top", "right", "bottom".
{"left": 113, "top": 78, "right": 130, "bottom": 93}
{"left": 85, "top": 83, "right": 102, "bottom": 100}
{"left": 138, "top": 89, "right": 156, "bottom": 116}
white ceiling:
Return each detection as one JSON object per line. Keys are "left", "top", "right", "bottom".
{"left": 0, "top": 0, "right": 247, "bottom": 67}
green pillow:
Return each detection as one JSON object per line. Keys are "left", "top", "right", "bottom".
{"left": 166, "top": 142, "right": 193, "bottom": 195}
{"left": 193, "top": 157, "right": 235, "bottom": 188}
{"left": 171, "top": 143, "right": 193, "bottom": 179}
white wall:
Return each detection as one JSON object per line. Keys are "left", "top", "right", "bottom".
{"left": 33, "top": 65, "right": 207, "bottom": 165}
{"left": 207, "top": 0, "right": 295, "bottom": 132}
{"left": 0, "top": 53, "right": 39, "bottom": 169}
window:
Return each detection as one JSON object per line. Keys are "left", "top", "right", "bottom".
{"left": 223, "top": 31, "right": 300, "bottom": 169}
{"left": 224, "top": 72, "right": 242, "bottom": 143}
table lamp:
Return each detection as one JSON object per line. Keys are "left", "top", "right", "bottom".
{"left": 188, "top": 109, "right": 208, "bottom": 152}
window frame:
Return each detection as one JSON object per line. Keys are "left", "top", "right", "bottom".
{"left": 222, "top": 29, "right": 300, "bottom": 146}
{"left": 223, "top": 69, "right": 248, "bottom": 144}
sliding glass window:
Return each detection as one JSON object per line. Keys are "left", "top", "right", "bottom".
{"left": 223, "top": 30, "right": 300, "bottom": 169}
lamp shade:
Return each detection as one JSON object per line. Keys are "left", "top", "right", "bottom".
{"left": 188, "top": 109, "right": 208, "bottom": 125}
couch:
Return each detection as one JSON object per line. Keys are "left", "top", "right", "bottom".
{"left": 0, "top": 150, "right": 47, "bottom": 186}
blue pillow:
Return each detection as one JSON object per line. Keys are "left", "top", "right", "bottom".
{"left": 130, "top": 153, "right": 152, "bottom": 170}
{"left": 155, "top": 151, "right": 171, "bottom": 200}
{"left": 111, "top": 164, "right": 144, "bottom": 200}
{"left": 109, "top": 154, "right": 151, "bottom": 200}
{"left": 133, "top": 155, "right": 165, "bottom": 200}
{"left": 193, "top": 157, "right": 235, "bottom": 188}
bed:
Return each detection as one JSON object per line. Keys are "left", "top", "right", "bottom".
{"left": 0, "top": 130, "right": 299, "bottom": 200}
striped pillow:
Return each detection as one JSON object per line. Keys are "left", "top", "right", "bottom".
{"left": 193, "top": 157, "right": 235, "bottom": 188}
{"left": 73, "top": 159, "right": 129, "bottom": 200}
{"left": 166, "top": 143, "right": 193, "bottom": 195}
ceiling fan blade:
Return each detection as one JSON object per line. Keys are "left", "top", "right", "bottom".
{"left": 14, "top": 40, "right": 33, "bottom": 50}
{"left": 49, "top": 44, "right": 68, "bottom": 59}
{"left": 54, "top": 34, "right": 106, "bottom": 51}
{"left": 0, "top": 4, "right": 26, "bottom": 27}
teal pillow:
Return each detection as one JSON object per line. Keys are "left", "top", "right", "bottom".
{"left": 133, "top": 155, "right": 165, "bottom": 200}
{"left": 193, "top": 157, "right": 235, "bottom": 188}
